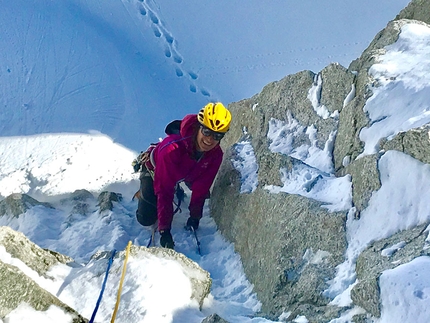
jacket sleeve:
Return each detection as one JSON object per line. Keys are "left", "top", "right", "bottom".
{"left": 153, "top": 140, "right": 183, "bottom": 230}
{"left": 188, "top": 150, "right": 223, "bottom": 219}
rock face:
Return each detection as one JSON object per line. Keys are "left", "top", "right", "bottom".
{"left": 0, "top": 227, "right": 86, "bottom": 322}
{"left": 396, "top": 0, "right": 430, "bottom": 23}
{"left": 97, "top": 191, "right": 123, "bottom": 212}
{"left": 352, "top": 223, "right": 430, "bottom": 317}
{"left": 211, "top": 0, "right": 430, "bottom": 321}
{"left": 0, "top": 193, "right": 53, "bottom": 217}
{"left": 212, "top": 165, "right": 346, "bottom": 317}
{"left": 201, "top": 313, "right": 230, "bottom": 323}
{"left": 0, "top": 226, "right": 74, "bottom": 278}
{"left": 0, "top": 261, "right": 87, "bottom": 323}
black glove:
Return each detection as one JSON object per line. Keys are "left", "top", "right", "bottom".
{"left": 159, "top": 229, "right": 174, "bottom": 249}
{"left": 185, "top": 217, "right": 200, "bottom": 231}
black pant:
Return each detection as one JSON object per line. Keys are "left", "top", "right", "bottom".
{"left": 136, "top": 171, "right": 158, "bottom": 226}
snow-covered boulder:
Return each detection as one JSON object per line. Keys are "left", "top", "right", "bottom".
{"left": 0, "top": 193, "right": 53, "bottom": 218}
{"left": 0, "top": 226, "right": 212, "bottom": 321}
{"left": 90, "top": 245, "right": 212, "bottom": 309}
{"left": 0, "top": 226, "right": 85, "bottom": 321}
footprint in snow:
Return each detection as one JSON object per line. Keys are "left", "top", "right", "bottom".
{"left": 135, "top": 0, "right": 212, "bottom": 98}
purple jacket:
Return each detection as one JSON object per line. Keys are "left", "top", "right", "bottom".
{"left": 152, "top": 114, "right": 223, "bottom": 230}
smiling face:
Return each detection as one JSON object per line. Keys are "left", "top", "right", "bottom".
{"left": 195, "top": 126, "right": 220, "bottom": 152}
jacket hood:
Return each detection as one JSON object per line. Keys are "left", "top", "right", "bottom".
{"left": 179, "top": 114, "right": 200, "bottom": 156}
{"left": 180, "top": 114, "right": 199, "bottom": 139}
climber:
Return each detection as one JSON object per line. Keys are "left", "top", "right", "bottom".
{"left": 133, "top": 102, "right": 232, "bottom": 249}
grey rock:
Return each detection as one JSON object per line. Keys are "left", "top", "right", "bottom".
{"left": 221, "top": 69, "right": 341, "bottom": 163}
{"left": 211, "top": 158, "right": 347, "bottom": 316}
{"left": 0, "top": 226, "right": 74, "bottom": 279}
{"left": 60, "top": 190, "right": 96, "bottom": 228}
{"left": 287, "top": 303, "right": 344, "bottom": 323}
{"left": 257, "top": 149, "right": 294, "bottom": 187}
{"left": 0, "top": 227, "right": 85, "bottom": 321}
{"left": 212, "top": 40, "right": 354, "bottom": 321}
{"left": 351, "top": 313, "right": 374, "bottom": 323}
{"left": 341, "top": 154, "right": 381, "bottom": 213}
{"left": 70, "top": 189, "right": 94, "bottom": 201}
{"left": 334, "top": 19, "right": 420, "bottom": 176}
{"left": 320, "top": 63, "right": 356, "bottom": 115}
{"left": 65, "top": 189, "right": 95, "bottom": 215}
{"left": 201, "top": 313, "right": 230, "bottom": 323}
{"left": 333, "top": 20, "right": 430, "bottom": 213}
{"left": 396, "top": 0, "right": 430, "bottom": 24}
{"left": 255, "top": 70, "right": 339, "bottom": 152}
{"left": 333, "top": 19, "right": 407, "bottom": 175}
{"left": 352, "top": 223, "right": 430, "bottom": 317}
{"left": 332, "top": 95, "right": 368, "bottom": 174}
{"left": 381, "top": 124, "right": 430, "bottom": 165}
{"left": 0, "top": 193, "right": 53, "bottom": 217}
{"left": 0, "top": 261, "right": 87, "bottom": 322}
{"left": 97, "top": 191, "right": 123, "bottom": 212}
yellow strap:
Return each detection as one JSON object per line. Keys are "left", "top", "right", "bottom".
{"left": 110, "top": 241, "right": 132, "bottom": 323}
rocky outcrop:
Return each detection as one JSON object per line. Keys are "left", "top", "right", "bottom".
{"left": 352, "top": 223, "right": 430, "bottom": 317}
{"left": 0, "top": 188, "right": 212, "bottom": 317}
{"left": 381, "top": 125, "right": 430, "bottom": 165}
{"left": 0, "top": 190, "right": 124, "bottom": 219}
{"left": 0, "top": 261, "right": 87, "bottom": 322}
{"left": 396, "top": 0, "right": 430, "bottom": 24}
{"left": 0, "top": 193, "right": 53, "bottom": 217}
{"left": 332, "top": 20, "right": 410, "bottom": 212}
{"left": 97, "top": 191, "right": 123, "bottom": 212}
{"left": 340, "top": 154, "right": 380, "bottom": 213}
{"left": 0, "top": 226, "right": 74, "bottom": 278}
{"left": 0, "top": 225, "right": 212, "bottom": 319}
{"left": 212, "top": 155, "right": 346, "bottom": 317}
{"left": 127, "top": 246, "right": 211, "bottom": 309}
{"left": 212, "top": 52, "right": 354, "bottom": 321}
{"left": 61, "top": 189, "right": 95, "bottom": 215}
{"left": 0, "top": 227, "right": 86, "bottom": 321}
{"left": 211, "top": 0, "right": 430, "bottom": 321}
{"left": 201, "top": 313, "right": 230, "bottom": 323}
{"left": 222, "top": 66, "right": 350, "bottom": 168}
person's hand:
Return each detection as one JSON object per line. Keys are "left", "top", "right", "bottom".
{"left": 159, "top": 229, "right": 174, "bottom": 249}
{"left": 185, "top": 217, "right": 200, "bottom": 231}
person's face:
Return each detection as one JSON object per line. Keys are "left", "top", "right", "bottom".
{"left": 196, "top": 126, "right": 224, "bottom": 152}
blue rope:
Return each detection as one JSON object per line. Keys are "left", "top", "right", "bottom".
{"left": 89, "top": 249, "right": 117, "bottom": 323}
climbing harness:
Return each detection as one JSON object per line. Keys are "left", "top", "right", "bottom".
{"left": 89, "top": 249, "right": 117, "bottom": 323}
{"left": 110, "top": 241, "right": 132, "bottom": 323}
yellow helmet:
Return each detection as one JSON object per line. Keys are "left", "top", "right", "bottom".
{"left": 197, "top": 102, "right": 232, "bottom": 133}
